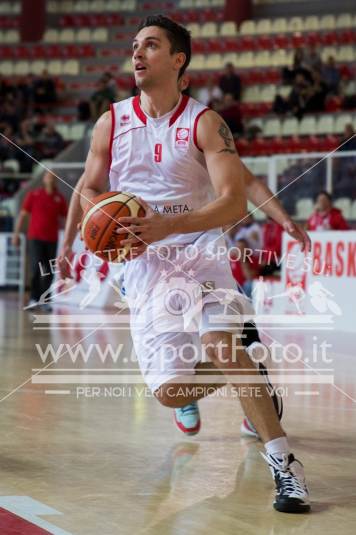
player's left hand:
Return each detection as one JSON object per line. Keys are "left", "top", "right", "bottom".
{"left": 282, "top": 219, "right": 311, "bottom": 253}
{"left": 116, "top": 198, "right": 170, "bottom": 251}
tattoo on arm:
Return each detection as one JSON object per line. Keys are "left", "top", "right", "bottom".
{"left": 217, "top": 122, "right": 236, "bottom": 154}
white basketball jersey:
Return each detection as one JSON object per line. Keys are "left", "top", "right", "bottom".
{"left": 109, "top": 94, "right": 221, "bottom": 245}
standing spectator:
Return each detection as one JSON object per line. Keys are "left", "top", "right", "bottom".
{"left": 196, "top": 75, "right": 223, "bottom": 106}
{"left": 12, "top": 171, "right": 68, "bottom": 309}
{"left": 307, "top": 191, "right": 349, "bottom": 231}
{"left": 33, "top": 70, "right": 57, "bottom": 106}
{"left": 219, "top": 63, "right": 241, "bottom": 101}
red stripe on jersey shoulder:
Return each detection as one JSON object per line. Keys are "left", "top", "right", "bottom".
{"left": 133, "top": 96, "right": 147, "bottom": 125}
{"left": 108, "top": 103, "right": 116, "bottom": 170}
{"left": 169, "top": 94, "right": 189, "bottom": 127}
{"left": 193, "top": 107, "right": 210, "bottom": 152}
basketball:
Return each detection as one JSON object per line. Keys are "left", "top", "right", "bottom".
{"left": 81, "top": 191, "right": 146, "bottom": 262}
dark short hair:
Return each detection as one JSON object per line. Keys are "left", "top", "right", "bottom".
{"left": 316, "top": 190, "right": 332, "bottom": 202}
{"left": 137, "top": 14, "right": 191, "bottom": 78}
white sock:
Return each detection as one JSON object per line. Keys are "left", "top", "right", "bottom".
{"left": 264, "top": 436, "right": 290, "bottom": 459}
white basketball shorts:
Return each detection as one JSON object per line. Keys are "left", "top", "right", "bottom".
{"left": 121, "top": 232, "right": 255, "bottom": 392}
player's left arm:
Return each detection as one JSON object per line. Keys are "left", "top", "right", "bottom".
{"left": 242, "top": 163, "right": 311, "bottom": 252}
{"left": 117, "top": 111, "right": 247, "bottom": 245}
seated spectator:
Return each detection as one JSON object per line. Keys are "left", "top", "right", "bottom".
{"left": 283, "top": 48, "right": 311, "bottom": 84}
{"left": 339, "top": 123, "right": 356, "bottom": 152}
{"left": 33, "top": 70, "right": 57, "bottom": 106}
{"left": 37, "top": 122, "right": 65, "bottom": 158}
{"left": 306, "top": 69, "right": 328, "bottom": 113}
{"left": 245, "top": 122, "right": 263, "bottom": 142}
{"left": 90, "top": 76, "right": 116, "bottom": 121}
{"left": 304, "top": 44, "right": 322, "bottom": 74}
{"left": 196, "top": 75, "right": 223, "bottom": 106}
{"left": 307, "top": 191, "right": 349, "bottom": 231}
{"left": 219, "top": 63, "right": 241, "bottom": 101}
{"left": 15, "top": 119, "right": 38, "bottom": 173}
{"left": 272, "top": 92, "right": 291, "bottom": 115}
{"left": 102, "top": 72, "right": 118, "bottom": 100}
{"left": 322, "top": 56, "right": 340, "bottom": 95}
{"left": 77, "top": 100, "right": 91, "bottom": 122}
{"left": 219, "top": 93, "right": 243, "bottom": 136}
{"left": 0, "top": 124, "right": 16, "bottom": 161}
{"left": 17, "top": 74, "right": 35, "bottom": 108}
{"left": 0, "top": 73, "right": 67, "bottom": 172}
{"left": 0, "top": 100, "right": 19, "bottom": 132}
{"left": 288, "top": 73, "right": 312, "bottom": 119}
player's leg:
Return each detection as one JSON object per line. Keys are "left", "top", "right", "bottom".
{"left": 201, "top": 329, "right": 310, "bottom": 513}
{"left": 202, "top": 330, "right": 282, "bottom": 440}
{"left": 28, "top": 239, "right": 45, "bottom": 306}
{"left": 240, "top": 321, "right": 283, "bottom": 437}
{"left": 38, "top": 240, "right": 57, "bottom": 309}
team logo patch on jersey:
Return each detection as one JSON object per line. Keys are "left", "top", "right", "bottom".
{"left": 120, "top": 114, "right": 130, "bottom": 126}
{"left": 175, "top": 128, "right": 190, "bottom": 149}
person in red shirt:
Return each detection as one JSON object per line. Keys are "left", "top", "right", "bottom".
{"left": 307, "top": 190, "right": 349, "bottom": 231}
{"left": 12, "top": 171, "right": 67, "bottom": 309}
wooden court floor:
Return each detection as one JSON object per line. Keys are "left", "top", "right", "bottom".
{"left": 0, "top": 292, "right": 355, "bottom": 534}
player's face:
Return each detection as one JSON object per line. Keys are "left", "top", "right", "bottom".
{"left": 132, "top": 26, "right": 184, "bottom": 89}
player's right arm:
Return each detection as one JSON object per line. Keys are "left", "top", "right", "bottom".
{"left": 57, "top": 173, "right": 85, "bottom": 279}
{"left": 58, "top": 111, "right": 111, "bottom": 277}
{"left": 80, "top": 111, "right": 112, "bottom": 212}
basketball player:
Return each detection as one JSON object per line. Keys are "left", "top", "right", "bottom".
{"left": 65, "top": 16, "right": 312, "bottom": 513}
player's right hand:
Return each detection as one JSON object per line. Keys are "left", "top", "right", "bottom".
{"left": 11, "top": 234, "right": 20, "bottom": 247}
{"left": 58, "top": 245, "right": 74, "bottom": 279}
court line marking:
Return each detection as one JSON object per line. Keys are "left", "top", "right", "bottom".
{"left": 33, "top": 374, "right": 334, "bottom": 384}
{"left": 32, "top": 368, "right": 334, "bottom": 372}
{"left": 294, "top": 391, "right": 320, "bottom": 396}
{"left": 44, "top": 390, "right": 71, "bottom": 395}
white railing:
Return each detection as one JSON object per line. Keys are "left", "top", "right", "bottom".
{"left": 0, "top": 233, "right": 26, "bottom": 300}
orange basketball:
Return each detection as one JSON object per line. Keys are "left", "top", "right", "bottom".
{"left": 81, "top": 191, "right": 146, "bottom": 262}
